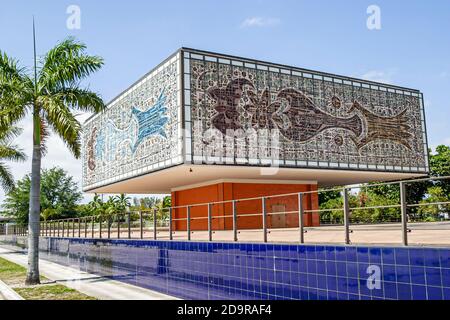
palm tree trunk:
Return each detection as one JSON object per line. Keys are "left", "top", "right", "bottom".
{"left": 26, "top": 129, "right": 41, "bottom": 285}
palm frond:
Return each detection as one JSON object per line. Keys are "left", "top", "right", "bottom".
{"left": 0, "top": 52, "right": 32, "bottom": 127}
{"left": 0, "top": 145, "right": 26, "bottom": 162}
{"left": 39, "top": 37, "right": 104, "bottom": 90}
{"left": 0, "top": 162, "right": 16, "bottom": 193}
{"left": 0, "top": 126, "right": 22, "bottom": 144}
{"left": 40, "top": 95, "right": 82, "bottom": 158}
{"left": 54, "top": 87, "right": 105, "bottom": 113}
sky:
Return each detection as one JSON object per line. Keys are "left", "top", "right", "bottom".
{"left": 0, "top": 0, "right": 449, "bottom": 203}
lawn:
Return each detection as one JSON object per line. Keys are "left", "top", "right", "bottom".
{"left": 0, "top": 257, "right": 96, "bottom": 300}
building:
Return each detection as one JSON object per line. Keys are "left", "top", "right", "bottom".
{"left": 82, "top": 48, "right": 429, "bottom": 231}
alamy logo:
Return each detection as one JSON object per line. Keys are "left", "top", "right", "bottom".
{"left": 66, "top": 5, "right": 81, "bottom": 30}
{"left": 366, "top": 265, "right": 382, "bottom": 290}
{"left": 367, "top": 5, "right": 381, "bottom": 30}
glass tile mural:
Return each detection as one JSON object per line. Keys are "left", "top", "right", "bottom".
{"left": 184, "top": 50, "right": 428, "bottom": 173}
{"left": 82, "top": 54, "right": 182, "bottom": 191}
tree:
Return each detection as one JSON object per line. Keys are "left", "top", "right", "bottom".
{"left": 0, "top": 37, "right": 105, "bottom": 284}
{"left": 0, "top": 126, "right": 26, "bottom": 192}
{"left": 2, "top": 167, "right": 83, "bottom": 224}
{"left": 430, "top": 145, "right": 450, "bottom": 194}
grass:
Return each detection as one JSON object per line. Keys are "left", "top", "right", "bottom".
{"left": 0, "top": 257, "right": 96, "bottom": 300}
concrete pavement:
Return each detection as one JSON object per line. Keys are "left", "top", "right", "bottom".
{"left": 0, "top": 246, "right": 177, "bottom": 300}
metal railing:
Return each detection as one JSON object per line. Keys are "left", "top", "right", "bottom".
{"left": 1, "top": 175, "right": 450, "bottom": 246}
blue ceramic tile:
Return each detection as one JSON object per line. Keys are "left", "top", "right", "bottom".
{"left": 410, "top": 266, "right": 426, "bottom": 286}
{"left": 408, "top": 248, "right": 425, "bottom": 266}
{"left": 6, "top": 236, "right": 448, "bottom": 301}
{"left": 425, "top": 267, "right": 442, "bottom": 287}
{"left": 397, "top": 283, "right": 412, "bottom": 300}
{"left": 423, "top": 249, "right": 441, "bottom": 268}
{"left": 427, "top": 286, "right": 443, "bottom": 300}
{"left": 411, "top": 285, "right": 427, "bottom": 300}
{"left": 356, "top": 247, "right": 369, "bottom": 263}
{"left": 383, "top": 281, "right": 398, "bottom": 300}
{"left": 381, "top": 248, "right": 395, "bottom": 265}
{"left": 395, "top": 248, "right": 410, "bottom": 266}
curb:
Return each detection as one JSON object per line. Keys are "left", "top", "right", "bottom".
{"left": 0, "top": 280, "right": 24, "bottom": 300}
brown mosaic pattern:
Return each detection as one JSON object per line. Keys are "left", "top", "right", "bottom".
{"left": 188, "top": 58, "right": 427, "bottom": 170}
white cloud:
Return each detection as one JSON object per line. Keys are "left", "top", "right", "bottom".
{"left": 439, "top": 71, "right": 449, "bottom": 78}
{"left": 359, "top": 70, "right": 396, "bottom": 84}
{"left": 240, "top": 17, "right": 281, "bottom": 28}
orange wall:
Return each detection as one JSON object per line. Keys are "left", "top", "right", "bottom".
{"left": 172, "top": 182, "right": 319, "bottom": 231}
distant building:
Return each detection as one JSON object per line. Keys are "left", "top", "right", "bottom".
{"left": 82, "top": 48, "right": 429, "bottom": 231}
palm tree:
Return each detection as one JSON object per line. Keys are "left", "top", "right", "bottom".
{"left": 0, "top": 37, "right": 105, "bottom": 285}
{"left": 115, "top": 194, "right": 131, "bottom": 212}
{"left": 0, "top": 126, "right": 26, "bottom": 192}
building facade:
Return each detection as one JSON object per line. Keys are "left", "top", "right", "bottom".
{"left": 82, "top": 48, "right": 429, "bottom": 230}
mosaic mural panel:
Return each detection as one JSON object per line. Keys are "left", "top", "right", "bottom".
{"left": 185, "top": 52, "right": 428, "bottom": 172}
{"left": 82, "top": 55, "right": 181, "bottom": 190}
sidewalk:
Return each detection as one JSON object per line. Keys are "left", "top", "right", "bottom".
{"left": 0, "top": 246, "right": 177, "bottom": 300}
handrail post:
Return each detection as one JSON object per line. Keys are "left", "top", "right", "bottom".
{"left": 169, "top": 208, "right": 173, "bottom": 241}
{"left": 99, "top": 216, "right": 102, "bottom": 239}
{"left": 298, "top": 193, "right": 305, "bottom": 244}
{"left": 128, "top": 212, "right": 131, "bottom": 239}
{"left": 233, "top": 200, "right": 238, "bottom": 242}
{"left": 153, "top": 209, "right": 157, "bottom": 240}
{"left": 117, "top": 214, "right": 120, "bottom": 239}
{"left": 208, "top": 204, "right": 212, "bottom": 242}
{"left": 139, "top": 211, "right": 143, "bottom": 239}
{"left": 187, "top": 206, "right": 191, "bottom": 241}
{"left": 343, "top": 188, "right": 351, "bottom": 245}
{"left": 400, "top": 181, "right": 408, "bottom": 246}
{"left": 108, "top": 216, "right": 111, "bottom": 239}
{"left": 262, "top": 197, "right": 267, "bottom": 243}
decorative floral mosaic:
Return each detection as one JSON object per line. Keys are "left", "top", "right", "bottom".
{"left": 82, "top": 56, "right": 181, "bottom": 190}
{"left": 187, "top": 56, "right": 428, "bottom": 171}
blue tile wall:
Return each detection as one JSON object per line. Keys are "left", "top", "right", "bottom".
{"left": 1, "top": 236, "right": 449, "bottom": 300}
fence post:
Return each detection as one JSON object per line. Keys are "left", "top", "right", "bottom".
{"left": 153, "top": 209, "right": 157, "bottom": 240}
{"left": 233, "top": 200, "right": 238, "bottom": 242}
{"left": 208, "top": 203, "right": 212, "bottom": 242}
{"left": 187, "top": 206, "right": 191, "bottom": 241}
{"left": 298, "top": 193, "right": 305, "bottom": 244}
{"left": 139, "top": 211, "right": 143, "bottom": 239}
{"left": 400, "top": 181, "right": 409, "bottom": 246}
{"left": 128, "top": 212, "right": 131, "bottom": 239}
{"left": 57, "top": 221, "right": 60, "bottom": 237}
{"left": 343, "top": 188, "right": 351, "bottom": 245}
{"left": 62, "top": 220, "right": 65, "bottom": 237}
{"left": 169, "top": 207, "right": 173, "bottom": 241}
{"left": 72, "top": 219, "right": 75, "bottom": 238}
{"left": 99, "top": 216, "right": 102, "bottom": 239}
{"left": 78, "top": 218, "right": 81, "bottom": 238}
{"left": 262, "top": 197, "right": 267, "bottom": 243}
{"left": 84, "top": 218, "right": 87, "bottom": 238}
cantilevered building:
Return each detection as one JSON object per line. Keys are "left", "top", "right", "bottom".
{"left": 82, "top": 48, "right": 429, "bottom": 230}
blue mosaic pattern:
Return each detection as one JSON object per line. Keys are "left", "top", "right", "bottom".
{"left": 17, "top": 238, "right": 450, "bottom": 300}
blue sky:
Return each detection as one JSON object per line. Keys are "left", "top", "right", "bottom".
{"left": 0, "top": 0, "right": 449, "bottom": 201}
